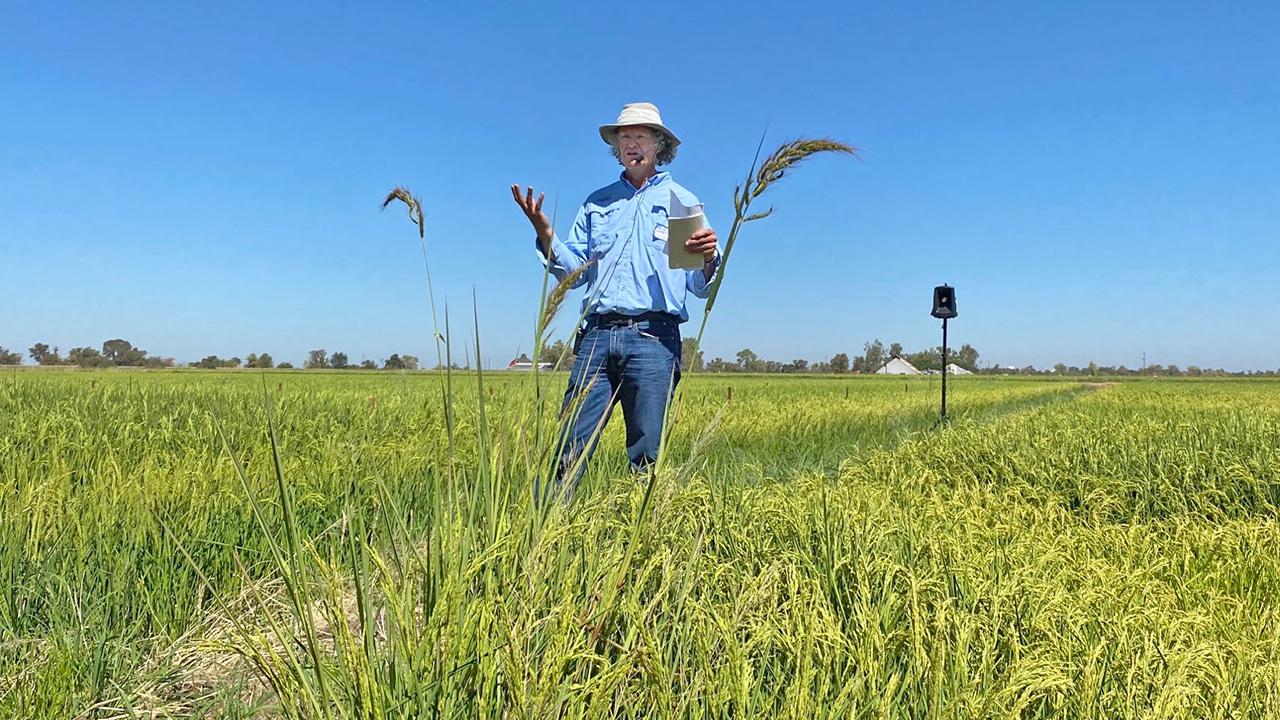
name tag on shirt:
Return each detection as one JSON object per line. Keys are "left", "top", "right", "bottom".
{"left": 654, "top": 225, "right": 669, "bottom": 241}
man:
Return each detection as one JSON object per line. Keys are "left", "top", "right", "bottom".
{"left": 511, "top": 102, "right": 720, "bottom": 498}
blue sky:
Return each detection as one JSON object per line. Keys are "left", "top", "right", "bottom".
{"left": 2, "top": 1, "right": 1277, "bottom": 370}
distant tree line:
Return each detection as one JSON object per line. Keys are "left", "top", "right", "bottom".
{"left": 3, "top": 339, "right": 1276, "bottom": 377}
{"left": 0, "top": 341, "right": 425, "bottom": 371}
{"left": 300, "top": 349, "right": 422, "bottom": 371}
{"left": 985, "top": 362, "right": 1276, "bottom": 377}
{"left": 509, "top": 339, "right": 578, "bottom": 371}
{"left": 677, "top": 339, "right": 1280, "bottom": 377}
{"left": 11, "top": 340, "right": 177, "bottom": 368}
{"left": 193, "top": 349, "right": 425, "bottom": 371}
{"left": 687, "top": 338, "right": 980, "bottom": 374}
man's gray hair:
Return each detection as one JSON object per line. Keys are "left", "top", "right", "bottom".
{"left": 608, "top": 128, "right": 678, "bottom": 166}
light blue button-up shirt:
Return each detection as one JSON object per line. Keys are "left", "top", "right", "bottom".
{"left": 537, "top": 171, "right": 718, "bottom": 322}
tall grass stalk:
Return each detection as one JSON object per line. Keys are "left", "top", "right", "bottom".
{"left": 694, "top": 136, "right": 857, "bottom": 348}
{"left": 382, "top": 186, "right": 455, "bottom": 470}
{"left": 657, "top": 136, "right": 857, "bottom": 476}
{"left": 529, "top": 195, "right": 560, "bottom": 456}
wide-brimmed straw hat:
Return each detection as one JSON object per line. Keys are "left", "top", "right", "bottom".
{"left": 598, "top": 102, "right": 681, "bottom": 148}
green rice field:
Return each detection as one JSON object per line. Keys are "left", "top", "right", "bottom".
{"left": 2, "top": 370, "right": 1278, "bottom": 718}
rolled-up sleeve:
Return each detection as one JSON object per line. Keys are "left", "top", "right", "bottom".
{"left": 685, "top": 254, "right": 719, "bottom": 298}
{"left": 536, "top": 204, "right": 590, "bottom": 287}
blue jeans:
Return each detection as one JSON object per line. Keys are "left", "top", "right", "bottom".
{"left": 549, "top": 313, "right": 682, "bottom": 500}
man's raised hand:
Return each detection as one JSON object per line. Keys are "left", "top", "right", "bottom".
{"left": 511, "top": 185, "right": 553, "bottom": 244}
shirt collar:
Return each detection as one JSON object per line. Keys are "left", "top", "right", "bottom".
{"left": 618, "top": 170, "right": 668, "bottom": 194}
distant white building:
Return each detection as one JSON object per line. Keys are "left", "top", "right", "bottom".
{"left": 945, "top": 363, "right": 973, "bottom": 375}
{"left": 506, "top": 360, "right": 554, "bottom": 371}
{"left": 876, "top": 357, "right": 921, "bottom": 375}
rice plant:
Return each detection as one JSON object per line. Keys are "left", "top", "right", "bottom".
{"left": 3, "top": 373, "right": 1280, "bottom": 717}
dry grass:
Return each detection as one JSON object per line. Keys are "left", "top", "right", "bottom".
{"left": 380, "top": 186, "right": 424, "bottom": 239}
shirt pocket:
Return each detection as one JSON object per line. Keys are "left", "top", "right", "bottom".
{"left": 587, "top": 207, "right": 620, "bottom": 257}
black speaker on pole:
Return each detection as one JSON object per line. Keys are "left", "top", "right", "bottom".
{"left": 931, "top": 285, "right": 957, "bottom": 423}
{"left": 932, "top": 284, "right": 957, "bottom": 320}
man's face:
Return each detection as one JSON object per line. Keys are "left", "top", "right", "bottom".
{"left": 615, "top": 126, "right": 660, "bottom": 172}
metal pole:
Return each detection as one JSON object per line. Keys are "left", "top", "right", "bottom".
{"left": 940, "top": 318, "right": 948, "bottom": 420}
